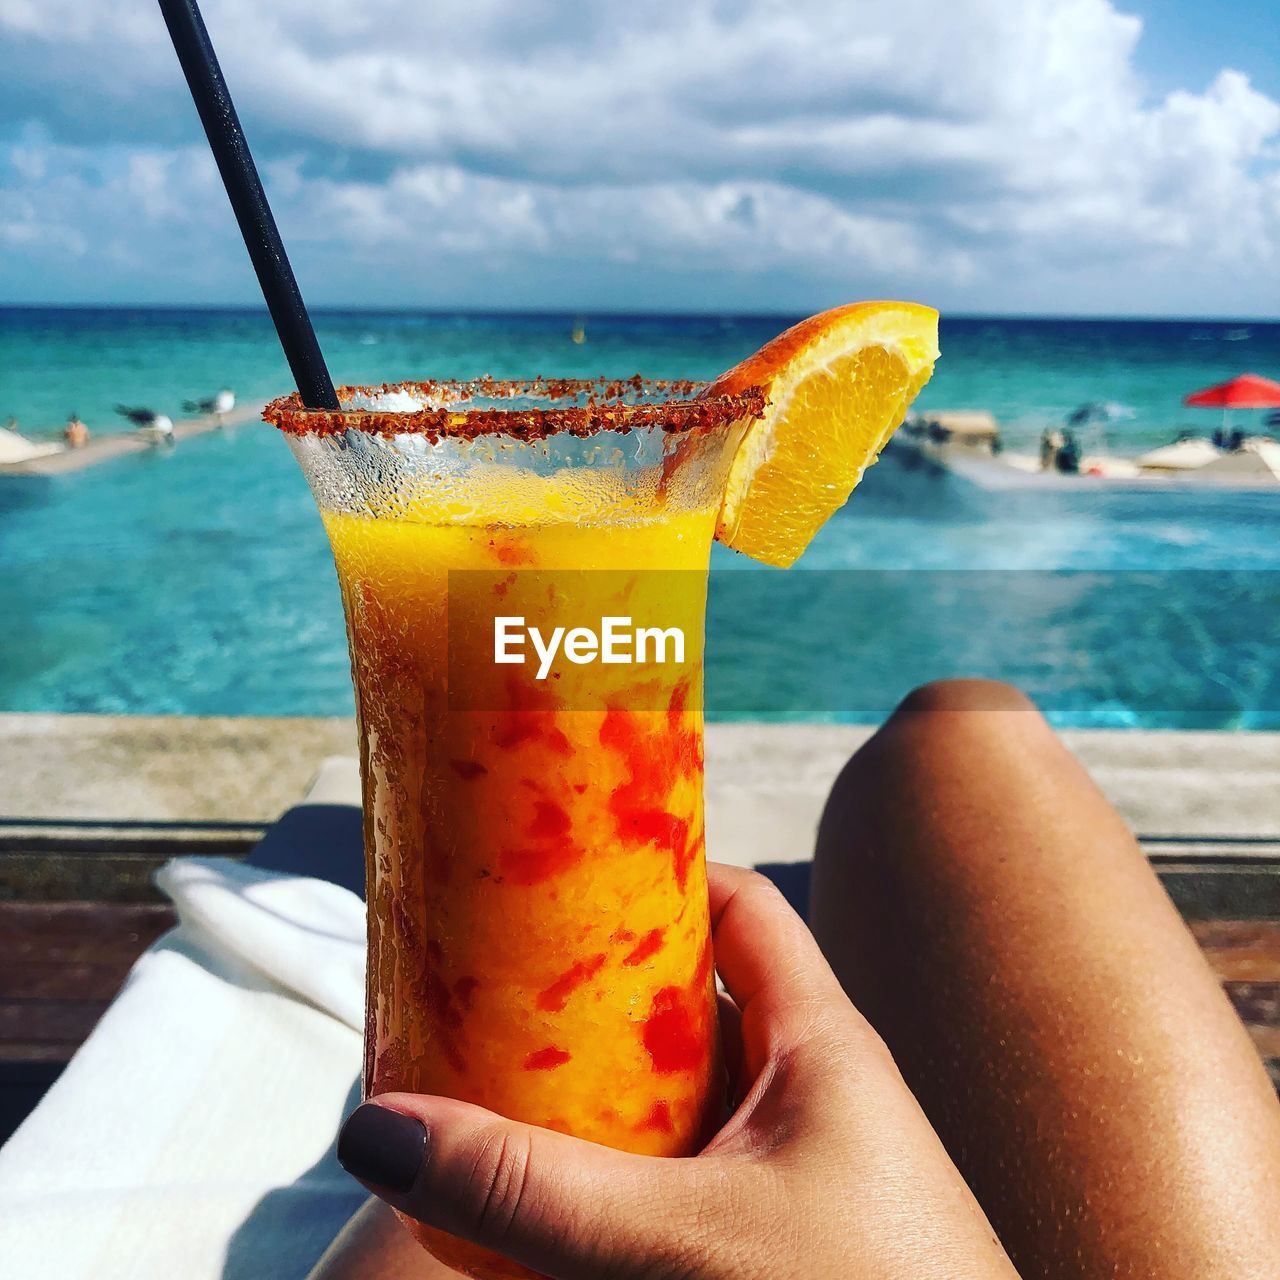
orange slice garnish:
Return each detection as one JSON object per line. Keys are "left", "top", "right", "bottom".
{"left": 709, "top": 301, "right": 939, "bottom": 566}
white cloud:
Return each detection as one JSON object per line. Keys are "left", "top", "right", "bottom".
{"left": 0, "top": 0, "right": 1277, "bottom": 312}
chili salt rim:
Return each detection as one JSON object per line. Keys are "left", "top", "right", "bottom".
{"left": 263, "top": 375, "right": 767, "bottom": 442}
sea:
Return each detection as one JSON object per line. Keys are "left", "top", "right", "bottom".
{"left": 2, "top": 307, "right": 1278, "bottom": 728}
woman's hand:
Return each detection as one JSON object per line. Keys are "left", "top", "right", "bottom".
{"left": 336, "top": 863, "right": 1018, "bottom": 1279}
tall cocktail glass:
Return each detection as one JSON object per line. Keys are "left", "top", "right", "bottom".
{"left": 265, "top": 378, "right": 764, "bottom": 1279}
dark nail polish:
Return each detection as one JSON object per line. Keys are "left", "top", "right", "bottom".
{"left": 338, "top": 1105, "right": 427, "bottom": 1192}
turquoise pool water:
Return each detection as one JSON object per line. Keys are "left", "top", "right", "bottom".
{"left": 2, "top": 309, "right": 1278, "bottom": 726}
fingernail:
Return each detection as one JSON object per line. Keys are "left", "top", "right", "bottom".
{"left": 338, "top": 1104, "right": 427, "bottom": 1192}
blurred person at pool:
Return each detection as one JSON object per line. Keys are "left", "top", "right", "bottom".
{"left": 115, "top": 405, "right": 175, "bottom": 447}
{"left": 63, "top": 413, "right": 89, "bottom": 448}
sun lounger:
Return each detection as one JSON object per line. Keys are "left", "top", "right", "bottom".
{"left": 3, "top": 731, "right": 1277, "bottom": 1277}
{"left": 0, "top": 760, "right": 369, "bottom": 1280}
{"left": 0, "top": 746, "right": 820, "bottom": 1280}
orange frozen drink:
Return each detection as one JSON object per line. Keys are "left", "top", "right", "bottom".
{"left": 266, "top": 304, "right": 940, "bottom": 1278}
{"left": 269, "top": 377, "right": 765, "bottom": 1279}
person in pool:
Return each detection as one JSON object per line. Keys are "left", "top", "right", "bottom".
{"left": 63, "top": 413, "right": 90, "bottom": 448}
{"left": 315, "top": 681, "right": 1280, "bottom": 1280}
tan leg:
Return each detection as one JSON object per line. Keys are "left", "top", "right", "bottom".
{"left": 811, "top": 679, "right": 1280, "bottom": 1279}
{"left": 307, "top": 1198, "right": 459, "bottom": 1279}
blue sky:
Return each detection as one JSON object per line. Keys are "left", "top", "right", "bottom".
{"left": 1130, "top": 0, "right": 1277, "bottom": 100}
{"left": 1, "top": 0, "right": 1277, "bottom": 317}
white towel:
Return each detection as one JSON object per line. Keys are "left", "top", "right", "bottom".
{"left": 0, "top": 857, "right": 369, "bottom": 1280}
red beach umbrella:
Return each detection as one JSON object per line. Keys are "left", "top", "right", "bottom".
{"left": 1183, "top": 373, "right": 1280, "bottom": 408}
{"left": 1182, "top": 373, "right": 1280, "bottom": 437}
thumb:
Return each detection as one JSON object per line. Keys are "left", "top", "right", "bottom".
{"left": 337, "top": 1095, "right": 710, "bottom": 1280}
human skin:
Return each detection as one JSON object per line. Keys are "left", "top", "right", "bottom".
{"left": 318, "top": 679, "right": 1280, "bottom": 1278}
{"left": 328, "top": 860, "right": 1019, "bottom": 1280}
{"left": 810, "top": 679, "right": 1280, "bottom": 1279}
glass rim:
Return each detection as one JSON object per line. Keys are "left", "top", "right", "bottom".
{"left": 263, "top": 376, "right": 766, "bottom": 442}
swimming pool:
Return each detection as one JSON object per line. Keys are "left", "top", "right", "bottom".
{"left": 3, "top": 420, "right": 1276, "bottom": 728}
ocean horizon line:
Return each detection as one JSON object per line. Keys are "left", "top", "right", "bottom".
{"left": 0, "top": 302, "right": 1277, "bottom": 328}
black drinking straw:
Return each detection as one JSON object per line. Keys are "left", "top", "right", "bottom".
{"left": 157, "top": 0, "right": 339, "bottom": 409}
